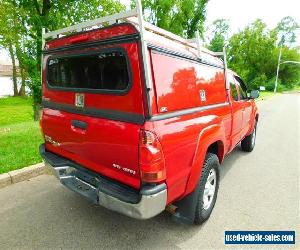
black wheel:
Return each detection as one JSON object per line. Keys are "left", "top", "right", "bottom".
{"left": 194, "top": 153, "right": 220, "bottom": 225}
{"left": 241, "top": 122, "right": 257, "bottom": 152}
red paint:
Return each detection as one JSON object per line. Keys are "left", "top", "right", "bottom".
{"left": 151, "top": 52, "right": 226, "bottom": 113}
{"left": 42, "top": 42, "right": 144, "bottom": 115}
{"left": 69, "top": 35, "right": 89, "bottom": 43}
{"left": 45, "top": 24, "right": 138, "bottom": 49}
{"left": 41, "top": 23, "right": 258, "bottom": 205}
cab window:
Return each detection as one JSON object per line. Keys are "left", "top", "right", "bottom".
{"left": 228, "top": 74, "right": 239, "bottom": 101}
{"left": 234, "top": 76, "right": 248, "bottom": 100}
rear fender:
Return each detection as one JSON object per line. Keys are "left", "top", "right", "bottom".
{"left": 184, "top": 123, "right": 225, "bottom": 195}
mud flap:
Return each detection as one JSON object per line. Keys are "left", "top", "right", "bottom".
{"left": 172, "top": 184, "right": 201, "bottom": 225}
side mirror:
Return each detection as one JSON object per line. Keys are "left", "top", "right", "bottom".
{"left": 250, "top": 90, "right": 259, "bottom": 99}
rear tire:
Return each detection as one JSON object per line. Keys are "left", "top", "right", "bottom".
{"left": 241, "top": 122, "right": 257, "bottom": 152}
{"left": 194, "top": 153, "right": 220, "bottom": 225}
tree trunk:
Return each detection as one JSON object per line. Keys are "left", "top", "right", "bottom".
{"left": 8, "top": 44, "right": 18, "bottom": 96}
{"left": 33, "top": 103, "right": 41, "bottom": 121}
{"left": 15, "top": 41, "right": 27, "bottom": 96}
{"left": 18, "top": 67, "right": 26, "bottom": 96}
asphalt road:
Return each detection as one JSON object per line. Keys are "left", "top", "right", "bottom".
{"left": 0, "top": 94, "right": 299, "bottom": 249}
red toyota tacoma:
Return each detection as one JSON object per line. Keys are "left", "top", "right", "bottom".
{"left": 39, "top": 14, "right": 259, "bottom": 225}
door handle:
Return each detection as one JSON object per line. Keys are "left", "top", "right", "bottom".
{"left": 71, "top": 120, "right": 88, "bottom": 130}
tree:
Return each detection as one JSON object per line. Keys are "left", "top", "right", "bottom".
{"left": 227, "top": 20, "right": 278, "bottom": 89}
{"left": 227, "top": 19, "right": 300, "bottom": 91}
{"left": 0, "top": 0, "right": 125, "bottom": 119}
{"left": 278, "top": 47, "right": 300, "bottom": 89}
{"left": 208, "top": 19, "right": 229, "bottom": 52}
{"left": 276, "top": 16, "right": 299, "bottom": 46}
{"left": 0, "top": 1, "right": 25, "bottom": 96}
{"left": 134, "top": 0, "right": 209, "bottom": 38}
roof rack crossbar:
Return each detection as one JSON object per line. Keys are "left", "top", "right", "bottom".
{"left": 43, "top": 2, "right": 214, "bottom": 56}
{"left": 44, "top": 8, "right": 138, "bottom": 39}
{"left": 42, "top": 0, "right": 223, "bottom": 92}
{"left": 126, "top": 16, "right": 219, "bottom": 57}
{"left": 126, "top": 17, "right": 195, "bottom": 46}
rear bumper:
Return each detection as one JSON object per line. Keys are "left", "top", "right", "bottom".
{"left": 40, "top": 144, "right": 167, "bottom": 219}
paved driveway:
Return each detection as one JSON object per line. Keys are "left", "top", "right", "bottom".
{"left": 0, "top": 93, "right": 299, "bottom": 249}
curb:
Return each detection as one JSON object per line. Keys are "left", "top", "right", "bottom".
{"left": 0, "top": 163, "right": 48, "bottom": 189}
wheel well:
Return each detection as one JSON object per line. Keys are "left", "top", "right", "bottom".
{"left": 207, "top": 141, "right": 224, "bottom": 163}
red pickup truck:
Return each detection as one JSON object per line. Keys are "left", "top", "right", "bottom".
{"left": 39, "top": 8, "right": 259, "bottom": 225}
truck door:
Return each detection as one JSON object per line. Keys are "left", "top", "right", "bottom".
{"left": 228, "top": 73, "right": 243, "bottom": 148}
{"left": 234, "top": 76, "right": 252, "bottom": 138}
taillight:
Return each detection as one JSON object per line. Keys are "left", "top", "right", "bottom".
{"left": 139, "top": 130, "right": 166, "bottom": 183}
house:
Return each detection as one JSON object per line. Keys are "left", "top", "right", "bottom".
{"left": 0, "top": 51, "right": 20, "bottom": 97}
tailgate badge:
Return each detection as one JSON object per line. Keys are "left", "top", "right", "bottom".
{"left": 75, "top": 93, "right": 85, "bottom": 108}
{"left": 44, "top": 135, "right": 61, "bottom": 147}
{"left": 199, "top": 90, "right": 206, "bottom": 102}
{"left": 112, "top": 163, "right": 136, "bottom": 175}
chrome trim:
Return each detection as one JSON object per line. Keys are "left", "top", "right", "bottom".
{"left": 98, "top": 187, "right": 167, "bottom": 219}
{"left": 45, "top": 162, "right": 167, "bottom": 219}
{"left": 149, "top": 102, "right": 230, "bottom": 121}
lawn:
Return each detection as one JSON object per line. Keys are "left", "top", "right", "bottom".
{"left": 0, "top": 97, "right": 43, "bottom": 174}
{"left": 257, "top": 91, "right": 276, "bottom": 101}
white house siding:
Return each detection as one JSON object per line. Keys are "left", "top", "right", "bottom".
{"left": 0, "top": 50, "right": 17, "bottom": 97}
{"left": 0, "top": 76, "right": 15, "bottom": 97}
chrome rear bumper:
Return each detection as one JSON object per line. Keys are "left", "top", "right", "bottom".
{"left": 41, "top": 144, "right": 167, "bottom": 219}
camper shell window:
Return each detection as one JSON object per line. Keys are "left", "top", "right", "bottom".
{"left": 46, "top": 49, "right": 131, "bottom": 93}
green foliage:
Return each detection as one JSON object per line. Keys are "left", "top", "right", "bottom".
{"left": 264, "top": 77, "right": 278, "bottom": 91}
{"left": 227, "top": 19, "right": 300, "bottom": 91}
{"left": 250, "top": 74, "right": 268, "bottom": 91}
{"left": 206, "top": 16, "right": 299, "bottom": 91}
{"left": 208, "top": 19, "right": 229, "bottom": 52}
{"left": 228, "top": 20, "right": 277, "bottom": 86}
{"left": 1, "top": 0, "right": 209, "bottom": 118}
{"left": 0, "top": 0, "right": 125, "bottom": 119}
{"left": 137, "top": 0, "right": 208, "bottom": 38}
{"left": 278, "top": 47, "right": 300, "bottom": 88}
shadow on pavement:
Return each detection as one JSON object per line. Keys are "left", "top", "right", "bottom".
{"left": 0, "top": 147, "right": 247, "bottom": 249}
{"left": 31, "top": 187, "right": 202, "bottom": 249}
{"left": 219, "top": 145, "right": 247, "bottom": 181}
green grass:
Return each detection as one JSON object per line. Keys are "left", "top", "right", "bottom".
{"left": 291, "top": 85, "right": 300, "bottom": 91}
{"left": 0, "top": 97, "right": 43, "bottom": 173}
{"left": 257, "top": 91, "right": 276, "bottom": 101}
{"left": 0, "top": 97, "right": 34, "bottom": 126}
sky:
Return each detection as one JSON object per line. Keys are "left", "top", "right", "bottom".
{"left": 205, "top": 0, "right": 299, "bottom": 40}
{"left": 1, "top": 0, "right": 299, "bottom": 63}
{"left": 121, "top": 0, "right": 300, "bottom": 43}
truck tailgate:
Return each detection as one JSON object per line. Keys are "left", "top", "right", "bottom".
{"left": 42, "top": 109, "right": 142, "bottom": 189}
